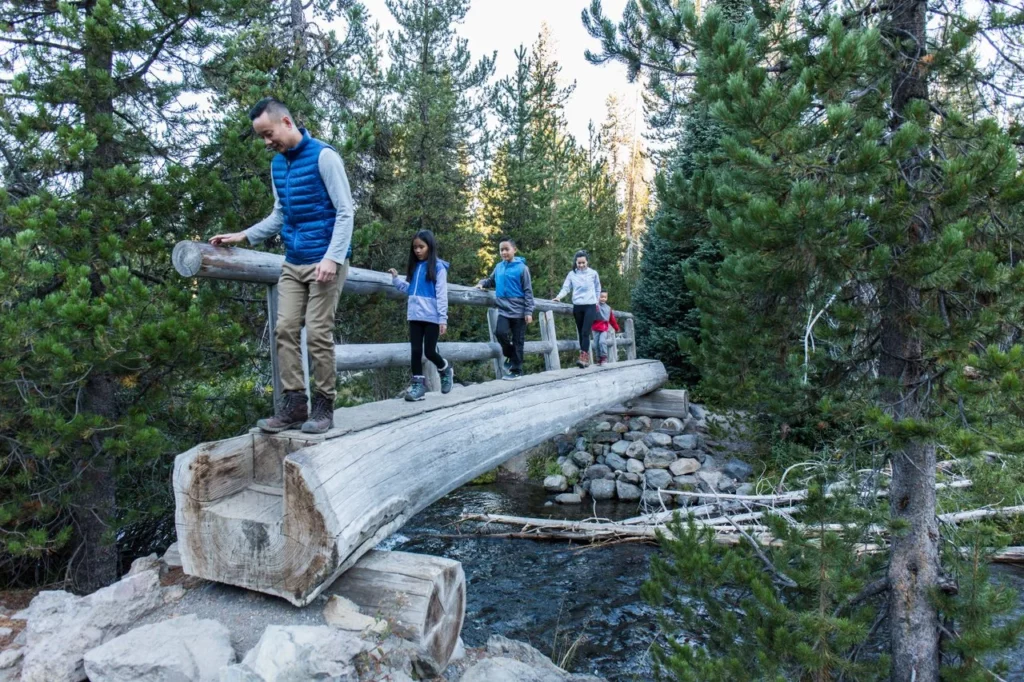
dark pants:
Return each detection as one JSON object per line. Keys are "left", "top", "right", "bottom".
{"left": 409, "top": 321, "right": 446, "bottom": 376}
{"left": 573, "top": 304, "right": 598, "bottom": 353}
{"left": 495, "top": 315, "right": 527, "bottom": 371}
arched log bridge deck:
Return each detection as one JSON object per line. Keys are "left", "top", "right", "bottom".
{"left": 172, "top": 242, "right": 669, "bottom": 607}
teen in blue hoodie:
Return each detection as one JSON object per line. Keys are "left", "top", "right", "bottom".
{"left": 389, "top": 230, "right": 454, "bottom": 401}
{"left": 476, "top": 237, "right": 535, "bottom": 379}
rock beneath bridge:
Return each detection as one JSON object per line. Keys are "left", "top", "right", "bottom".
{"left": 174, "top": 360, "right": 667, "bottom": 606}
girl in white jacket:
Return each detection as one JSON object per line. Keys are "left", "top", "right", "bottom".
{"left": 553, "top": 250, "right": 602, "bottom": 368}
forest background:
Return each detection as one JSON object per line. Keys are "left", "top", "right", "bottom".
{"left": 5, "top": 0, "right": 1024, "bottom": 680}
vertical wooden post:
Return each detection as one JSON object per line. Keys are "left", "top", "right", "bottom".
{"left": 485, "top": 308, "right": 504, "bottom": 380}
{"left": 424, "top": 357, "right": 442, "bottom": 393}
{"left": 267, "top": 285, "right": 283, "bottom": 413}
{"left": 609, "top": 327, "right": 619, "bottom": 364}
{"left": 625, "top": 317, "right": 637, "bottom": 361}
{"left": 539, "top": 310, "right": 560, "bottom": 371}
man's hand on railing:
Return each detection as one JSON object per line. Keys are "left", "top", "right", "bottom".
{"left": 209, "top": 232, "right": 247, "bottom": 247}
{"left": 387, "top": 268, "right": 399, "bottom": 278}
{"left": 525, "top": 315, "right": 533, "bottom": 325}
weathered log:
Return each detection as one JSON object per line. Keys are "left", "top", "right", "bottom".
{"left": 172, "top": 241, "right": 633, "bottom": 318}
{"left": 329, "top": 550, "right": 465, "bottom": 675}
{"left": 606, "top": 388, "right": 690, "bottom": 419}
{"left": 174, "top": 360, "right": 667, "bottom": 605}
{"left": 334, "top": 340, "right": 579, "bottom": 371}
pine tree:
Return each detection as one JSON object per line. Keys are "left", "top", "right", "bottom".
{"left": 0, "top": 0, "right": 258, "bottom": 591}
{"left": 586, "top": 0, "right": 1024, "bottom": 678}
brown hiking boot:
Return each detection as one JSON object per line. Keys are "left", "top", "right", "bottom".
{"left": 257, "top": 391, "right": 308, "bottom": 433}
{"left": 301, "top": 392, "right": 335, "bottom": 434}
{"left": 576, "top": 351, "right": 590, "bottom": 369}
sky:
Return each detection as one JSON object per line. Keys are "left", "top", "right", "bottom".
{"left": 356, "top": 0, "right": 643, "bottom": 143}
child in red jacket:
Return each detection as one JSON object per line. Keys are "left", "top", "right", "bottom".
{"left": 591, "top": 290, "right": 621, "bottom": 366}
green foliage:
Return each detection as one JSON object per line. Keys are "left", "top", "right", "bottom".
{"left": 643, "top": 485, "right": 888, "bottom": 681}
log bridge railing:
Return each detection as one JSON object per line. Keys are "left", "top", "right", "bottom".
{"left": 172, "top": 241, "right": 637, "bottom": 403}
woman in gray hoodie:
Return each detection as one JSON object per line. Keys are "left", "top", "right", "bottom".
{"left": 553, "top": 250, "right": 602, "bottom": 368}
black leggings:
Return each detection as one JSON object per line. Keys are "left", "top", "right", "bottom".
{"left": 573, "top": 304, "right": 598, "bottom": 353}
{"left": 410, "top": 321, "right": 446, "bottom": 376}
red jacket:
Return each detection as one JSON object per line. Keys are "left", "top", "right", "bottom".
{"left": 592, "top": 305, "right": 620, "bottom": 333}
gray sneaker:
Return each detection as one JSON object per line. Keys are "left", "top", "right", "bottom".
{"left": 405, "top": 376, "right": 426, "bottom": 401}
{"left": 440, "top": 361, "right": 454, "bottom": 394}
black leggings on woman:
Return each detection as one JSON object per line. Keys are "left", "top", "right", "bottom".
{"left": 573, "top": 304, "right": 598, "bottom": 353}
{"left": 410, "top": 320, "right": 446, "bottom": 376}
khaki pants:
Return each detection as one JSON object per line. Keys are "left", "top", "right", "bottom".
{"left": 277, "top": 260, "right": 348, "bottom": 399}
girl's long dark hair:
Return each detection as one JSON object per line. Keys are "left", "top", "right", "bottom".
{"left": 573, "top": 249, "right": 589, "bottom": 271}
{"left": 406, "top": 229, "right": 439, "bottom": 283}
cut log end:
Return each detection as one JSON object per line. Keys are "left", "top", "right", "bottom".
{"left": 330, "top": 551, "right": 466, "bottom": 674}
{"left": 172, "top": 240, "right": 205, "bottom": 278}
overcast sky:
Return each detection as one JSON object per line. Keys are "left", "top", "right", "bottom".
{"left": 357, "top": 0, "right": 642, "bottom": 143}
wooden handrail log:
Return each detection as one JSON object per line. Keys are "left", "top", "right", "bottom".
{"left": 173, "top": 241, "right": 634, "bottom": 318}
{"left": 335, "top": 340, "right": 580, "bottom": 370}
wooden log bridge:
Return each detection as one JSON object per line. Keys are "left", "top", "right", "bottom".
{"left": 174, "top": 359, "right": 667, "bottom": 606}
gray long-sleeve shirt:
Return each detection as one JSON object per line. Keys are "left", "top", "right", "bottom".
{"left": 243, "top": 148, "right": 355, "bottom": 264}
{"left": 556, "top": 268, "right": 602, "bottom": 305}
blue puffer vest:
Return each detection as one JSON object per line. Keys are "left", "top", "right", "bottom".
{"left": 271, "top": 129, "right": 351, "bottom": 265}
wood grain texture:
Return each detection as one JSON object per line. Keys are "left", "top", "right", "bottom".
{"left": 606, "top": 388, "right": 690, "bottom": 419}
{"left": 174, "top": 360, "right": 667, "bottom": 605}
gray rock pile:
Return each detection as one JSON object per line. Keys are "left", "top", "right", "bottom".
{"left": 545, "top": 404, "right": 755, "bottom": 506}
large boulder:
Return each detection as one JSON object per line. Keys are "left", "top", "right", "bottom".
{"left": 459, "top": 636, "right": 605, "bottom": 682}
{"left": 570, "top": 450, "right": 594, "bottom": 468}
{"left": 643, "top": 432, "right": 673, "bottom": 448}
{"left": 83, "top": 615, "right": 233, "bottom": 682}
{"left": 220, "top": 625, "right": 370, "bottom": 682}
{"left": 15, "top": 570, "right": 164, "bottom": 682}
{"left": 624, "top": 441, "right": 649, "bottom": 460}
{"left": 544, "top": 475, "right": 568, "bottom": 492}
{"left": 583, "top": 464, "right": 614, "bottom": 481}
{"left": 604, "top": 453, "right": 627, "bottom": 472}
{"left": 722, "top": 458, "right": 754, "bottom": 483}
{"left": 615, "top": 482, "right": 642, "bottom": 501}
{"left": 669, "top": 458, "right": 701, "bottom": 476}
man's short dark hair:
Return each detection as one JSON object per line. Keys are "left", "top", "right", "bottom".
{"left": 249, "top": 97, "right": 291, "bottom": 122}
{"left": 498, "top": 236, "right": 516, "bottom": 247}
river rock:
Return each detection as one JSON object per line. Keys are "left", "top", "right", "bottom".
{"left": 544, "top": 475, "right": 568, "bottom": 492}
{"left": 700, "top": 453, "right": 716, "bottom": 469}
{"left": 644, "top": 448, "right": 677, "bottom": 469}
{"left": 625, "top": 441, "right": 649, "bottom": 459}
{"left": 660, "top": 417, "right": 685, "bottom": 433}
{"left": 619, "top": 472, "right": 641, "bottom": 485}
{"left": 475, "top": 636, "right": 606, "bottom": 682}
{"left": 612, "top": 422, "right": 629, "bottom": 434}
{"left": 645, "top": 469, "right": 673, "bottom": 490}
{"left": 625, "top": 458, "right": 645, "bottom": 474}
{"left": 561, "top": 461, "right": 580, "bottom": 481}
{"left": 584, "top": 464, "right": 614, "bottom": 480}
{"left": 82, "top": 615, "right": 233, "bottom": 682}
{"left": 696, "top": 470, "right": 726, "bottom": 492}
{"left": 161, "top": 543, "right": 182, "bottom": 569}
{"left": 643, "top": 432, "right": 673, "bottom": 448}
{"left": 689, "top": 404, "right": 707, "bottom": 420}
{"left": 718, "top": 477, "right": 738, "bottom": 494}
{"left": 126, "top": 553, "right": 161, "bottom": 578}
{"left": 15, "top": 570, "right": 164, "bottom": 682}
{"left": 570, "top": 451, "right": 594, "bottom": 468}
{"left": 555, "top": 493, "right": 582, "bottom": 505}
{"left": 672, "top": 475, "right": 699, "bottom": 490}
{"left": 591, "top": 431, "right": 620, "bottom": 444}
{"left": 590, "top": 444, "right": 608, "bottom": 458}
{"left": 323, "top": 596, "right": 388, "bottom": 636}
{"left": 221, "top": 625, "right": 370, "bottom": 682}
{"left": 722, "top": 458, "right": 754, "bottom": 482}
{"left": 615, "top": 481, "right": 642, "bottom": 501}
{"left": 622, "top": 431, "right": 645, "bottom": 442}
{"left": 590, "top": 479, "right": 616, "bottom": 501}
{"left": 669, "top": 457, "right": 701, "bottom": 476}
{"left": 628, "top": 416, "right": 652, "bottom": 432}
{"left": 673, "top": 434, "right": 699, "bottom": 450}
{"left": 604, "top": 453, "right": 627, "bottom": 472}
{"left": 595, "top": 421, "right": 612, "bottom": 432}
{"left": 575, "top": 436, "right": 587, "bottom": 452}
{"left": 610, "top": 440, "right": 631, "bottom": 456}
{"left": 554, "top": 435, "right": 575, "bottom": 458}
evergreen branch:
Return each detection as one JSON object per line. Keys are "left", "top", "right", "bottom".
{"left": 0, "top": 36, "right": 82, "bottom": 53}
{"left": 116, "top": 17, "right": 191, "bottom": 86}
{"left": 831, "top": 576, "right": 889, "bottom": 619}
{"left": 721, "top": 506, "right": 799, "bottom": 588}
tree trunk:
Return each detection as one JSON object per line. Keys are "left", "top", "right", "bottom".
{"left": 70, "top": 0, "right": 120, "bottom": 595}
{"left": 71, "top": 375, "right": 119, "bottom": 594}
{"left": 884, "top": 1, "right": 940, "bottom": 680}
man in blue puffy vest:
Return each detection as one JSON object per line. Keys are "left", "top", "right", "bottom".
{"left": 210, "top": 98, "right": 354, "bottom": 434}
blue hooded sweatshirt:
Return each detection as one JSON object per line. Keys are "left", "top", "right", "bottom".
{"left": 392, "top": 259, "right": 449, "bottom": 324}
{"left": 477, "top": 256, "right": 535, "bottom": 319}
